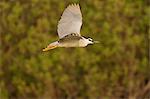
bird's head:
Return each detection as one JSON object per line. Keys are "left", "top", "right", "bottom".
{"left": 87, "top": 37, "right": 99, "bottom": 44}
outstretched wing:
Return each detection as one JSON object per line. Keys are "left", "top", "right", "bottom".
{"left": 57, "top": 4, "right": 82, "bottom": 39}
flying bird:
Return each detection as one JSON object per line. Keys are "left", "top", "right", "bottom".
{"left": 43, "top": 4, "right": 98, "bottom": 51}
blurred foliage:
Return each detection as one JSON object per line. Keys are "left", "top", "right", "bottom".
{"left": 0, "top": 0, "right": 149, "bottom": 99}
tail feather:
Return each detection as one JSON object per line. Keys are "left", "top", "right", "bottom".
{"left": 43, "top": 41, "right": 59, "bottom": 51}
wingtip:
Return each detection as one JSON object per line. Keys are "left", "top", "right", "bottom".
{"left": 69, "top": 3, "right": 80, "bottom": 7}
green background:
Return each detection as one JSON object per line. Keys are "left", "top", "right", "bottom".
{"left": 0, "top": 0, "right": 149, "bottom": 98}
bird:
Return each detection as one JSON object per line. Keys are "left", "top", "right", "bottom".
{"left": 43, "top": 4, "right": 99, "bottom": 51}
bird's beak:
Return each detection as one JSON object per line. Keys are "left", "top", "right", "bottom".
{"left": 93, "top": 41, "right": 99, "bottom": 43}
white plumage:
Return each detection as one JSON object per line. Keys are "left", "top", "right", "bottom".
{"left": 57, "top": 4, "right": 82, "bottom": 39}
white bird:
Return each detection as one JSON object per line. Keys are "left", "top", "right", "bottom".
{"left": 43, "top": 4, "right": 98, "bottom": 51}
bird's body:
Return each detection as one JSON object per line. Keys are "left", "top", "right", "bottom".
{"left": 58, "top": 33, "right": 91, "bottom": 47}
{"left": 43, "top": 4, "right": 98, "bottom": 51}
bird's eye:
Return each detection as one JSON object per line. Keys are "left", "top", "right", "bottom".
{"left": 88, "top": 38, "right": 92, "bottom": 41}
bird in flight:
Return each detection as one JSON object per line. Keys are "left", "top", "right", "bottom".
{"left": 43, "top": 4, "right": 98, "bottom": 51}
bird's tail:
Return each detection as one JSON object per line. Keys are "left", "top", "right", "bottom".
{"left": 43, "top": 41, "right": 59, "bottom": 51}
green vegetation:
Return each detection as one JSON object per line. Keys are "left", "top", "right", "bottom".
{"left": 0, "top": 0, "right": 149, "bottom": 98}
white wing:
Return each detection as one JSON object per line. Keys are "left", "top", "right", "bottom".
{"left": 57, "top": 4, "right": 82, "bottom": 39}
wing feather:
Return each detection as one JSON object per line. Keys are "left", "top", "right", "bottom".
{"left": 57, "top": 4, "right": 82, "bottom": 39}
